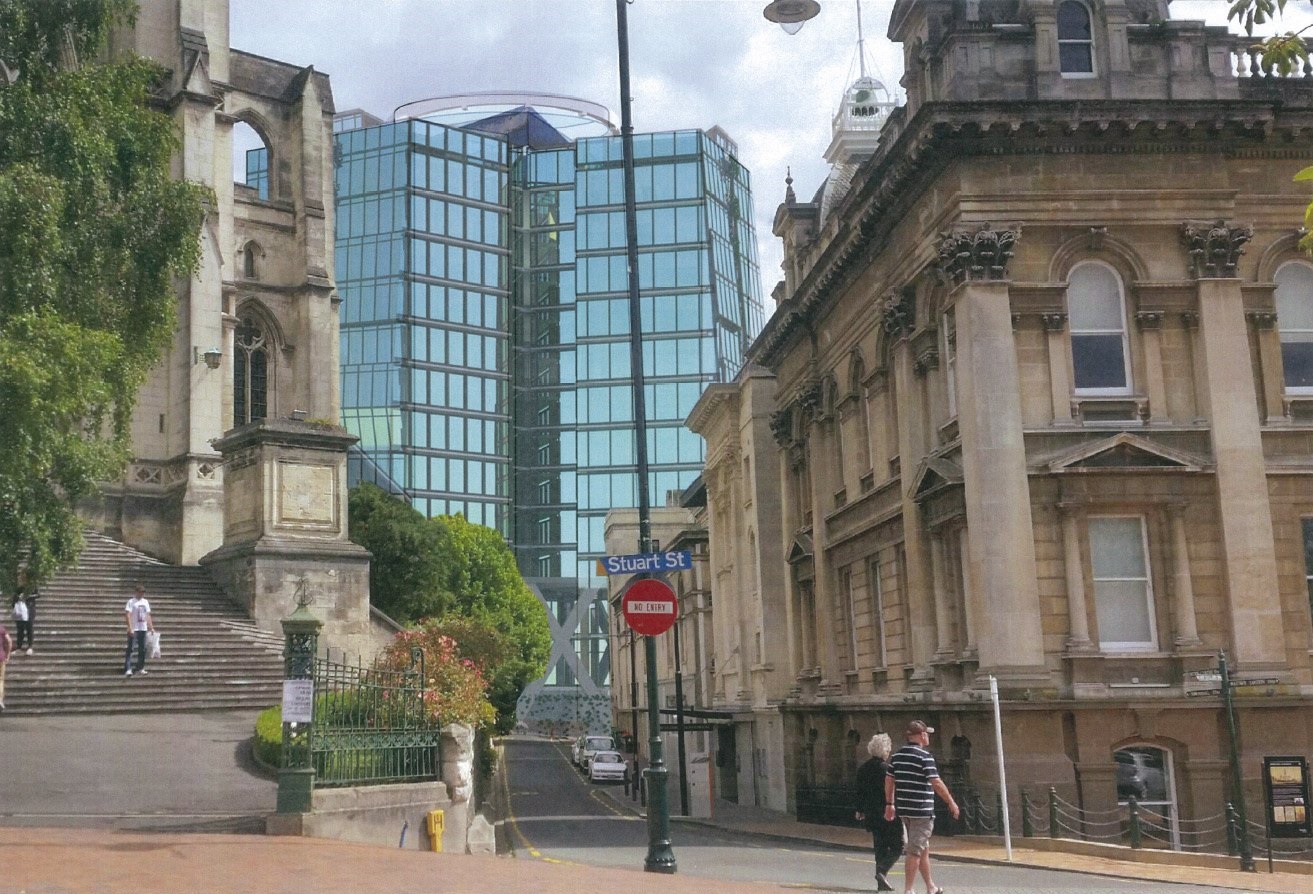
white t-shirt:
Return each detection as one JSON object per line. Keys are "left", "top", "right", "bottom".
{"left": 125, "top": 597, "right": 152, "bottom": 632}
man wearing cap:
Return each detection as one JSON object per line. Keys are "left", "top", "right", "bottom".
{"left": 884, "top": 720, "right": 959, "bottom": 894}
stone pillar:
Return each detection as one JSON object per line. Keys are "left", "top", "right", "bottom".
{"left": 1249, "top": 311, "right": 1286, "bottom": 423}
{"left": 1059, "top": 505, "right": 1093, "bottom": 650}
{"left": 1166, "top": 503, "right": 1202, "bottom": 647}
{"left": 890, "top": 331, "right": 936, "bottom": 685}
{"left": 1042, "top": 313, "right": 1075, "bottom": 425}
{"left": 930, "top": 531, "right": 955, "bottom": 659}
{"left": 805, "top": 402, "right": 840, "bottom": 690}
{"left": 1135, "top": 311, "right": 1169, "bottom": 424}
{"left": 939, "top": 225, "right": 1047, "bottom": 683}
{"left": 200, "top": 419, "right": 373, "bottom": 657}
{"left": 1183, "top": 220, "right": 1284, "bottom": 667}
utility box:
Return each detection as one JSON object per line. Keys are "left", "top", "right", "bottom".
{"left": 426, "top": 809, "right": 445, "bottom": 852}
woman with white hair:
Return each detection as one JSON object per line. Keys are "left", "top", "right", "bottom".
{"left": 854, "top": 731, "right": 902, "bottom": 891}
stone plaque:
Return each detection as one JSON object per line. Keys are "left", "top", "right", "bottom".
{"left": 275, "top": 461, "right": 337, "bottom": 529}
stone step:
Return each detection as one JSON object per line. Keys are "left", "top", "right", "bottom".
{"left": 2, "top": 531, "right": 287, "bottom": 716}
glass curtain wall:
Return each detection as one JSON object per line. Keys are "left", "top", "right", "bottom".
{"left": 337, "top": 119, "right": 512, "bottom": 531}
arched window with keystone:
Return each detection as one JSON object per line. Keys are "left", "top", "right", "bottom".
{"left": 1068, "top": 261, "right": 1132, "bottom": 394}
{"left": 1275, "top": 260, "right": 1313, "bottom": 393}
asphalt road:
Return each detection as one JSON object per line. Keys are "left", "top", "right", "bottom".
{"left": 502, "top": 737, "right": 1251, "bottom": 894}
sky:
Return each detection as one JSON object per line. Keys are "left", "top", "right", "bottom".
{"left": 228, "top": 0, "right": 1312, "bottom": 302}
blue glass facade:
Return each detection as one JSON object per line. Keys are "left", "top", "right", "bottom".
{"left": 335, "top": 109, "right": 762, "bottom": 721}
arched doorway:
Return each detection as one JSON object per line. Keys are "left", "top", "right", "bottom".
{"left": 1115, "top": 745, "right": 1179, "bottom": 848}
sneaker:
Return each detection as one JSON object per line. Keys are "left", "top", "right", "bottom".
{"left": 124, "top": 669, "right": 132, "bottom": 676}
{"left": 876, "top": 874, "right": 894, "bottom": 892}
{"left": 139, "top": 668, "right": 148, "bottom": 675}
{"left": 25, "top": 648, "right": 32, "bottom": 655}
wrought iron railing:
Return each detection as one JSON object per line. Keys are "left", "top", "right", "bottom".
{"left": 310, "top": 649, "right": 442, "bottom": 787}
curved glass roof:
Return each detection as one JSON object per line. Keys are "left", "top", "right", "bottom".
{"left": 393, "top": 91, "right": 618, "bottom": 140}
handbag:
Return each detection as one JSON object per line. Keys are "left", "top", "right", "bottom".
{"left": 147, "top": 630, "right": 161, "bottom": 658}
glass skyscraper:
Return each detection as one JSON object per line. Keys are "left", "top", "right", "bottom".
{"left": 332, "top": 97, "right": 764, "bottom": 731}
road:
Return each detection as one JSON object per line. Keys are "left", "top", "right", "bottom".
{"left": 501, "top": 737, "right": 1250, "bottom": 894}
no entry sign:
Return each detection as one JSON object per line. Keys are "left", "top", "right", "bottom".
{"left": 621, "top": 578, "right": 678, "bottom": 636}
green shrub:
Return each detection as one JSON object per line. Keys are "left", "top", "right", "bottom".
{"left": 254, "top": 705, "right": 282, "bottom": 768}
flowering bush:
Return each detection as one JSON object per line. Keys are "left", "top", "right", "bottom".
{"left": 377, "top": 623, "right": 496, "bottom": 729}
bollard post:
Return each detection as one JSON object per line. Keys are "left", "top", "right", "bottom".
{"left": 1048, "top": 787, "right": 1059, "bottom": 839}
{"left": 1128, "top": 797, "right": 1142, "bottom": 849}
{"left": 1021, "top": 790, "right": 1033, "bottom": 838}
{"left": 1225, "top": 802, "right": 1238, "bottom": 856}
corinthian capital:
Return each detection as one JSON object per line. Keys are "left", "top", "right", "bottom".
{"left": 1180, "top": 219, "right": 1253, "bottom": 278}
{"left": 936, "top": 222, "right": 1021, "bottom": 286}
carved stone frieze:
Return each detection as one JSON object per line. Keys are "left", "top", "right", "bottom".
{"left": 914, "top": 347, "right": 940, "bottom": 377}
{"left": 1134, "top": 310, "right": 1165, "bottom": 330}
{"left": 879, "top": 290, "right": 914, "bottom": 339}
{"left": 1246, "top": 311, "right": 1278, "bottom": 330}
{"left": 936, "top": 223, "right": 1021, "bottom": 285}
{"left": 797, "top": 380, "right": 823, "bottom": 418}
{"left": 768, "top": 409, "right": 793, "bottom": 448}
{"left": 1041, "top": 312, "right": 1069, "bottom": 332}
{"left": 1180, "top": 220, "right": 1253, "bottom": 278}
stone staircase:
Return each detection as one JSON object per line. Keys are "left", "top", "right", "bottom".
{"left": 3, "top": 532, "right": 285, "bottom": 714}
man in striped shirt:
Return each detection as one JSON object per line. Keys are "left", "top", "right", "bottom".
{"left": 884, "top": 720, "right": 959, "bottom": 894}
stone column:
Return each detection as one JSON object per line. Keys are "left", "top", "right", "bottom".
{"left": 1182, "top": 221, "right": 1284, "bottom": 667}
{"left": 939, "top": 226, "right": 1048, "bottom": 683}
{"left": 1135, "top": 311, "right": 1169, "bottom": 424}
{"left": 1059, "top": 504, "right": 1094, "bottom": 650}
{"left": 1166, "top": 503, "right": 1202, "bottom": 647}
{"left": 770, "top": 412, "right": 804, "bottom": 680}
{"left": 930, "top": 531, "right": 955, "bottom": 660}
{"left": 1249, "top": 311, "right": 1286, "bottom": 423}
{"left": 889, "top": 327, "right": 936, "bottom": 685}
{"left": 1042, "top": 313, "right": 1075, "bottom": 425}
{"left": 806, "top": 411, "right": 840, "bottom": 688}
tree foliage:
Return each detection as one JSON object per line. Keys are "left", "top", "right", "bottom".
{"left": 1228, "top": 1, "right": 1313, "bottom": 250}
{"left": 347, "top": 483, "right": 448, "bottom": 623}
{"left": 429, "top": 513, "right": 552, "bottom": 732}
{"left": 0, "top": 0, "right": 208, "bottom": 589}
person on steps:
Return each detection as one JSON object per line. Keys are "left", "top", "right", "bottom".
{"left": 123, "top": 584, "right": 155, "bottom": 677}
{"left": 11, "top": 589, "right": 32, "bottom": 656}
{"left": 0, "top": 619, "right": 11, "bottom": 711}
{"left": 15, "top": 572, "right": 39, "bottom": 655}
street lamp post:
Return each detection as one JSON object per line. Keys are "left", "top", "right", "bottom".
{"left": 614, "top": 0, "right": 675, "bottom": 873}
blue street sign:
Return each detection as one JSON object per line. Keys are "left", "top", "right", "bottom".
{"left": 600, "top": 550, "right": 693, "bottom": 576}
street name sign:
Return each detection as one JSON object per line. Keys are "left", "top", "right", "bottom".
{"left": 1192, "top": 671, "right": 1222, "bottom": 683}
{"left": 621, "top": 578, "right": 678, "bottom": 637}
{"left": 600, "top": 550, "right": 692, "bottom": 576}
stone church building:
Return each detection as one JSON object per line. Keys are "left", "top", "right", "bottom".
{"left": 684, "top": 0, "right": 1313, "bottom": 832}
{"left": 85, "top": 0, "right": 373, "bottom": 651}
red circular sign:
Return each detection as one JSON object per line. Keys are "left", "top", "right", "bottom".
{"left": 621, "top": 579, "right": 678, "bottom": 637}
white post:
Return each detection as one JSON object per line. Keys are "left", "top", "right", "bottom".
{"left": 989, "top": 675, "right": 1013, "bottom": 861}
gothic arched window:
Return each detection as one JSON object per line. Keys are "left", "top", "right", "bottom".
{"left": 1058, "top": 1, "right": 1095, "bottom": 75}
{"left": 234, "top": 316, "right": 269, "bottom": 426}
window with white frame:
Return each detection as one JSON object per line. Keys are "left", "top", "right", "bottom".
{"left": 1069, "top": 261, "right": 1131, "bottom": 394}
{"left": 942, "top": 308, "right": 957, "bottom": 418}
{"left": 841, "top": 569, "right": 859, "bottom": 671}
{"left": 1275, "top": 261, "right": 1313, "bottom": 392}
{"left": 1302, "top": 519, "right": 1313, "bottom": 623}
{"left": 1058, "top": 1, "right": 1095, "bottom": 75}
{"left": 1089, "top": 516, "right": 1157, "bottom": 651}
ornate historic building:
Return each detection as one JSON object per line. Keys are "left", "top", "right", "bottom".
{"left": 689, "top": 0, "right": 1313, "bottom": 832}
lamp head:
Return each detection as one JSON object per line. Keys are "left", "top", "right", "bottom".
{"left": 202, "top": 348, "right": 223, "bottom": 370}
{"left": 763, "top": 0, "right": 820, "bottom": 34}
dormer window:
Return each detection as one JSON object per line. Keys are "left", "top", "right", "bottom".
{"left": 1058, "top": 1, "right": 1095, "bottom": 75}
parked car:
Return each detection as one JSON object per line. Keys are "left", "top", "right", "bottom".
{"left": 576, "top": 735, "right": 617, "bottom": 771}
{"left": 589, "top": 750, "right": 627, "bottom": 784}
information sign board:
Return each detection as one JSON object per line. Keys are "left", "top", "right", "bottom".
{"left": 1263, "top": 756, "right": 1312, "bottom": 838}
{"left": 282, "top": 679, "right": 314, "bottom": 724}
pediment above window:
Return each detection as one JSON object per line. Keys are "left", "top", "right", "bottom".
{"left": 910, "top": 456, "right": 964, "bottom": 502}
{"left": 786, "top": 532, "right": 814, "bottom": 565}
{"left": 1046, "top": 433, "right": 1208, "bottom": 474}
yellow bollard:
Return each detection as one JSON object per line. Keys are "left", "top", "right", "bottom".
{"left": 425, "top": 809, "right": 445, "bottom": 852}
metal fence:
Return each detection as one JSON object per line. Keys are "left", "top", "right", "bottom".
{"left": 958, "top": 788, "right": 1313, "bottom": 865}
{"left": 310, "top": 649, "right": 442, "bottom": 787}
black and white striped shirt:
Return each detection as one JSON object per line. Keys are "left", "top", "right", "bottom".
{"left": 887, "top": 744, "right": 939, "bottom": 818}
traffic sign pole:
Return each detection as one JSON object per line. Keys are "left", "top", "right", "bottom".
{"left": 1220, "top": 651, "right": 1256, "bottom": 872}
{"left": 617, "top": 0, "right": 674, "bottom": 873}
